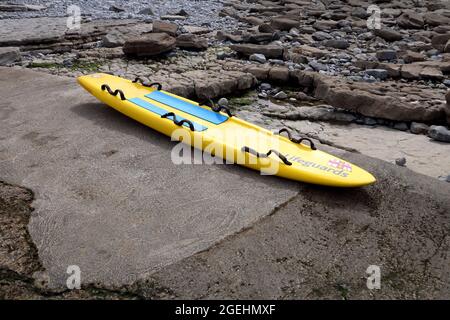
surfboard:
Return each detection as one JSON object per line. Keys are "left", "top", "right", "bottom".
{"left": 77, "top": 73, "right": 376, "bottom": 187}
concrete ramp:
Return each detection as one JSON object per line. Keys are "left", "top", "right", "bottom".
{"left": 1, "top": 67, "right": 449, "bottom": 299}
{"left": 0, "top": 67, "right": 298, "bottom": 287}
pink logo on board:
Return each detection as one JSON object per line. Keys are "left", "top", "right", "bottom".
{"left": 328, "top": 159, "right": 352, "bottom": 172}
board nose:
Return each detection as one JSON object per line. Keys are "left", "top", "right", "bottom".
{"left": 357, "top": 171, "right": 376, "bottom": 187}
{"left": 76, "top": 75, "right": 89, "bottom": 91}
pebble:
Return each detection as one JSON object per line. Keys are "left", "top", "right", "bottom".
{"left": 138, "top": 8, "right": 154, "bottom": 15}
{"left": 273, "top": 91, "right": 288, "bottom": 100}
{"left": 393, "top": 122, "right": 409, "bottom": 131}
{"left": 376, "top": 50, "right": 397, "bottom": 61}
{"left": 395, "top": 157, "right": 407, "bottom": 167}
{"left": 249, "top": 53, "right": 266, "bottom": 64}
{"left": 323, "top": 39, "right": 350, "bottom": 49}
{"left": 365, "top": 69, "right": 389, "bottom": 80}
{"left": 309, "top": 61, "right": 328, "bottom": 72}
{"left": 428, "top": 126, "right": 450, "bottom": 143}
{"left": 363, "top": 117, "right": 377, "bottom": 126}
{"left": 259, "top": 83, "right": 272, "bottom": 91}
{"left": 410, "top": 122, "right": 429, "bottom": 134}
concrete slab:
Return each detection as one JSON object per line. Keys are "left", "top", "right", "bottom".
{"left": 146, "top": 152, "right": 450, "bottom": 299}
{"left": 0, "top": 67, "right": 299, "bottom": 288}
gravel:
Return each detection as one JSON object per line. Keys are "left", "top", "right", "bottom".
{"left": 0, "top": 0, "right": 238, "bottom": 30}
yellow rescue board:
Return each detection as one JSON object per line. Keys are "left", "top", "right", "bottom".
{"left": 77, "top": 73, "right": 376, "bottom": 187}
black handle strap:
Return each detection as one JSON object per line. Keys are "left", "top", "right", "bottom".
{"left": 161, "top": 112, "right": 195, "bottom": 131}
{"left": 241, "top": 146, "right": 292, "bottom": 166}
{"left": 101, "top": 84, "right": 126, "bottom": 100}
{"left": 205, "top": 99, "right": 233, "bottom": 117}
{"left": 277, "top": 128, "right": 317, "bottom": 150}
{"left": 132, "top": 78, "right": 162, "bottom": 90}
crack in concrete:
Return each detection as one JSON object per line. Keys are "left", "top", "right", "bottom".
{"left": 194, "top": 189, "right": 302, "bottom": 256}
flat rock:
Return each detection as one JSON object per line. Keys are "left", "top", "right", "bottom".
{"left": 0, "top": 4, "right": 46, "bottom": 12}
{"left": 0, "top": 47, "right": 21, "bottom": 66}
{"left": 101, "top": 24, "right": 154, "bottom": 48}
{"left": 397, "top": 12, "right": 424, "bottom": 29}
{"left": 431, "top": 33, "right": 450, "bottom": 52}
{"left": 230, "top": 44, "right": 284, "bottom": 59}
{"left": 216, "top": 30, "right": 245, "bottom": 43}
{"left": 365, "top": 69, "right": 389, "bottom": 80}
{"left": 289, "top": 70, "right": 448, "bottom": 123}
{"left": 400, "top": 64, "right": 422, "bottom": 79}
{"left": 183, "top": 26, "right": 210, "bottom": 35}
{"left": 270, "top": 17, "right": 300, "bottom": 31}
{"left": 376, "top": 49, "right": 397, "bottom": 61}
{"left": 323, "top": 39, "right": 349, "bottom": 49}
{"left": 424, "top": 12, "right": 450, "bottom": 26}
{"left": 161, "top": 15, "right": 187, "bottom": 21}
{"left": 176, "top": 33, "right": 208, "bottom": 51}
{"left": 401, "top": 50, "right": 426, "bottom": 63}
{"left": 313, "top": 20, "right": 338, "bottom": 31}
{"left": 373, "top": 28, "right": 403, "bottom": 42}
{"left": 152, "top": 20, "right": 178, "bottom": 36}
{"left": 123, "top": 33, "right": 176, "bottom": 57}
{"left": 419, "top": 66, "right": 444, "bottom": 81}
{"left": 102, "top": 30, "right": 127, "bottom": 48}
{"left": 0, "top": 17, "right": 142, "bottom": 49}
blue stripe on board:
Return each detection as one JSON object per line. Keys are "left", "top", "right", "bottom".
{"left": 145, "top": 91, "right": 228, "bottom": 125}
{"left": 128, "top": 97, "right": 208, "bottom": 132}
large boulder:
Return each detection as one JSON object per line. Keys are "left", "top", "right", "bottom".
{"left": 230, "top": 44, "right": 284, "bottom": 59}
{"left": 123, "top": 33, "right": 176, "bottom": 57}
{"left": 0, "top": 47, "right": 21, "bottom": 65}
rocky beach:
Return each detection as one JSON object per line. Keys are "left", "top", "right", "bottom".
{"left": 0, "top": 0, "right": 449, "bottom": 300}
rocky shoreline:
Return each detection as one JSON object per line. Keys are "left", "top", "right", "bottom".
{"left": 3, "top": 0, "right": 449, "bottom": 179}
